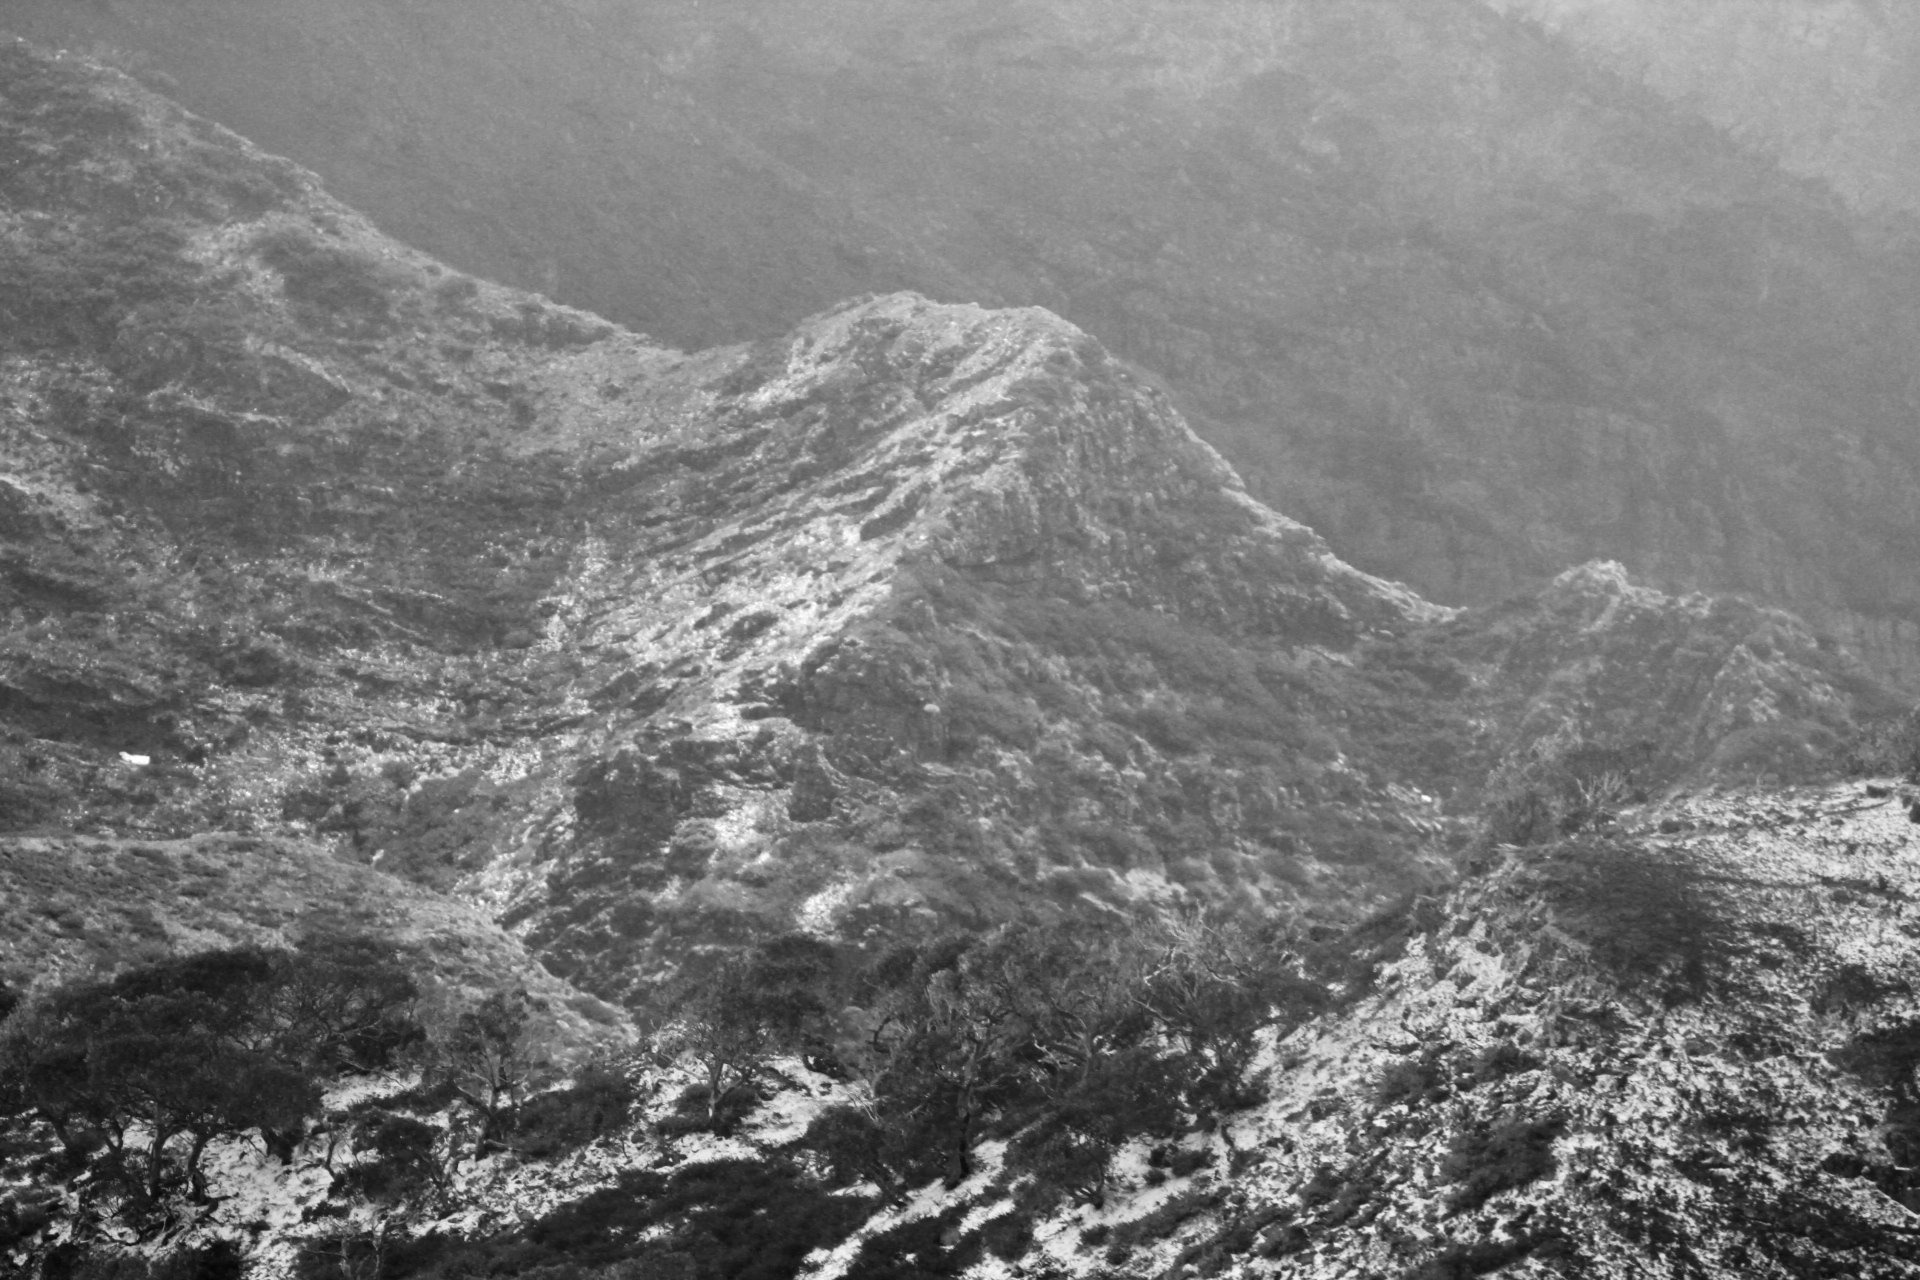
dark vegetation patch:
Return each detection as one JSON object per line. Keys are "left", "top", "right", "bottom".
{"left": 0, "top": 923, "right": 631, "bottom": 1264}
{"left": 366, "top": 1161, "right": 871, "bottom": 1280}
{"left": 254, "top": 225, "right": 408, "bottom": 322}
{"left": 510, "top": 1064, "right": 637, "bottom": 1159}
{"left": 1104, "top": 1185, "right": 1227, "bottom": 1253}
{"left": 1834, "top": 1019, "right": 1920, "bottom": 1094}
{"left": 1373, "top": 1050, "right": 1450, "bottom": 1111}
{"left": 1402, "top": 1229, "right": 1570, "bottom": 1280}
{"left": 38, "top": 1238, "right": 247, "bottom": 1280}
{"left": 0, "top": 217, "right": 221, "bottom": 356}
{"left": 0, "top": 933, "right": 422, "bottom": 1215}
{"left": 1440, "top": 1114, "right": 1565, "bottom": 1214}
{"left": 1812, "top": 965, "right": 1912, "bottom": 1017}
{"left": 1483, "top": 735, "right": 1652, "bottom": 846}
{"left": 1840, "top": 707, "right": 1920, "bottom": 780}
{"left": 709, "top": 339, "right": 792, "bottom": 398}
{"left": 1459, "top": 1041, "right": 1541, "bottom": 1086}
{"left": 1509, "top": 836, "right": 1743, "bottom": 1002}
{"left": 843, "top": 1204, "right": 977, "bottom": 1280}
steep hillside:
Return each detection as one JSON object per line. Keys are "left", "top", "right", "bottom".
{"left": 10, "top": 0, "right": 1920, "bottom": 686}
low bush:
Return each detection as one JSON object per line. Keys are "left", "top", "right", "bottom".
{"left": 1105, "top": 1185, "right": 1224, "bottom": 1250}
{"left": 977, "top": 1211, "right": 1033, "bottom": 1260}
{"left": 1483, "top": 732, "right": 1652, "bottom": 845}
{"left": 515, "top": 1064, "right": 637, "bottom": 1158}
{"left": 253, "top": 226, "right": 405, "bottom": 321}
{"left": 0, "top": 219, "right": 204, "bottom": 352}
{"left": 655, "top": 1082, "right": 762, "bottom": 1139}
{"left": 1513, "top": 836, "right": 1741, "bottom": 1002}
{"left": 1297, "top": 1162, "right": 1382, "bottom": 1226}
{"left": 1403, "top": 1231, "right": 1568, "bottom": 1280}
{"left": 337, "top": 1111, "right": 450, "bottom": 1202}
{"left": 1374, "top": 1053, "right": 1450, "bottom": 1109}
{"left": 1833, "top": 1020, "right": 1920, "bottom": 1096}
{"left": 1165, "top": 1145, "right": 1215, "bottom": 1179}
{"left": 1839, "top": 707, "right": 1920, "bottom": 780}
{"left": 843, "top": 1206, "right": 976, "bottom": 1280}
{"left": 1440, "top": 1113, "right": 1564, "bottom": 1213}
{"left": 381, "top": 1161, "right": 871, "bottom": 1280}
{"left": 42, "top": 1239, "right": 245, "bottom": 1280}
{"left": 1460, "top": 1041, "right": 1541, "bottom": 1087}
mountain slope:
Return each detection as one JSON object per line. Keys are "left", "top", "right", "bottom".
{"left": 9, "top": 0, "right": 1920, "bottom": 686}
{"left": 0, "top": 38, "right": 1902, "bottom": 1006}
{"left": 1487, "top": 0, "right": 1920, "bottom": 218}
{"left": 5, "top": 38, "right": 1920, "bottom": 1280}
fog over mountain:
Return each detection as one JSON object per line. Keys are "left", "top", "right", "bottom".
{"left": 3, "top": 7, "right": 1920, "bottom": 1280}
{"left": 1489, "top": 0, "right": 1920, "bottom": 216}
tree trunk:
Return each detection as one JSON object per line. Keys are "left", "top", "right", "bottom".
{"left": 262, "top": 1123, "right": 300, "bottom": 1165}
{"left": 944, "top": 1090, "right": 974, "bottom": 1188}
{"left": 706, "top": 1058, "right": 727, "bottom": 1127}
{"left": 145, "top": 1118, "right": 173, "bottom": 1201}
{"left": 186, "top": 1130, "right": 214, "bottom": 1202}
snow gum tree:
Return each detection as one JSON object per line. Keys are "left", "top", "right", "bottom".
{"left": 428, "top": 987, "right": 557, "bottom": 1158}
{"left": 0, "top": 931, "right": 424, "bottom": 1218}
{"left": 659, "top": 934, "right": 835, "bottom": 1133}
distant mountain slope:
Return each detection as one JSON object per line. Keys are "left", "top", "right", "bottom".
{"left": 1488, "top": 0, "right": 1920, "bottom": 217}
{"left": 0, "top": 39, "right": 1900, "bottom": 1007}
{"left": 9, "top": 0, "right": 1920, "bottom": 687}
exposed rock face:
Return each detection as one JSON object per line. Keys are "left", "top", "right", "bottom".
{"left": 9, "top": 0, "right": 1920, "bottom": 690}
{"left": 490, "top": 293, "right": 1463, "bottom": 998}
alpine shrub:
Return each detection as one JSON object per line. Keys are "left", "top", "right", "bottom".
{"left": 1441, "top": 1114, "right": 1565, "bottom": 1213}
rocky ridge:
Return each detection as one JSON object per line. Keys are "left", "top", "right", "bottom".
{"left": 9, "top": 0, "right": 1920, "bottom": 687}
{"left": 0, "top": 35, "right": 1901, "bottom": 998}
